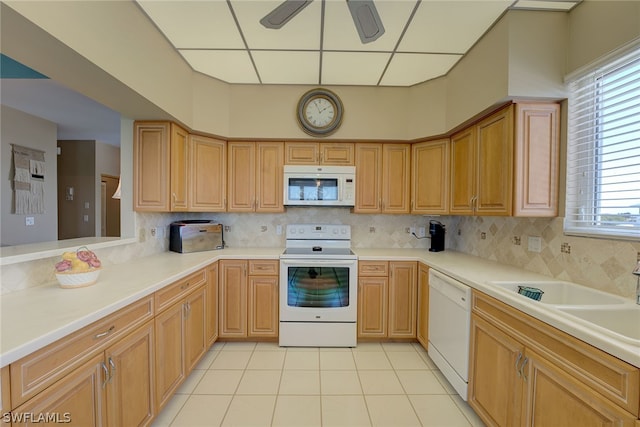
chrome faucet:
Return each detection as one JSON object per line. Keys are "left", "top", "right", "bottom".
{"left": 633, "top": 261, "right": 640, "bottom": 305}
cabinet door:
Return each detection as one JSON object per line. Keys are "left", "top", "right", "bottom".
{"left": 205, "top": 262, "right": 219, "bottom": 347}
{"left": 412, "top": 140, "right": 449, "bottom": 214}
{"left": 154, "top": 301, "right": 184, "bottom": 410}
{"left": 189, "top": 135, "right": 226, "bottom": 212}
{"left": 388, "top": 261, "right": 417, "bottom": 338}
{"left": 1, "top": 366, "right": 9, "bottom": 426}
{"left": 105, "top": 321, "right": 155, "bottom": 427}
{"left": 449, "top": 127, "right": 476, "bottom": 214}
{"left": 134, "top": 122, "right": 170, "bottom": 212}
{"left": 321, "top": 143, "right": 354, "bottom": 165}
{"left": 170, "top": 123, "right": 189, "bottom": 211}
{"left": 219, "top": 260, "right": 248, "bottom": 337}
{"left": 357, "top": 277, "right": 388, "bottom": 338}
{"left": 513, "top": 103, "right": 560, "bottom": 217}
{"left": 285, "top": 142, "right": 318, "bottom": 164}
{"left": 12, "top": 354, "right": 106, "bottom": 427}
{"left": 354, "top": 144, "right": 382, "bottom": 213}
{"left": 256, "top": 142, "right": 284, "bottom": 212}
{"left": 476, "top": 106, "right": 513, "bottom": 215}
{"left": 468, "top": 313, "right": 524, "bottom": 427}
{"left": 522, "top": 349, "right": 637, "bottom": 427}
{"left": 416, "top": 263, "right": 429, "bottom": 350}
{"left": 228, "top": 142, "right": 256, "bottom": 212}
{"left": 382, "top": 144, "right": 411, "bottom": 214}
{"left": 248, "top": 276, "right": 279, "bottom": 337}
{"left": 184, "top": 287, "right": 207, "bottom": 372}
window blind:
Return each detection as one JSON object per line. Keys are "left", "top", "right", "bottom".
{"left": 565, "top": 45, "right": 640, "bottom": 240}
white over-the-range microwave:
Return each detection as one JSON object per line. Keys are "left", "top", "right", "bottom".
{"left": 283, "top": 165, "right": 355, "bottom": 207}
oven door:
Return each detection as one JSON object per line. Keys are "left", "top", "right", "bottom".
{"left": 279, "top": 258, "right": 357, "bottom": 322}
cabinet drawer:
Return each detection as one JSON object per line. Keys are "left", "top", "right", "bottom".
{"left": 358, "top": 261, "right": 389, "bottom": 277}
{"left": 155, "top": 269, "right": 206, "bottom": 312}
{"left": 472, "top": 291, "right": 640, "bottom": 416}
{"left": 248, "top": 260, "right": 279, "bottom": 276}
{"left": 10, "top": 296, "right": 154, "bottom": 408}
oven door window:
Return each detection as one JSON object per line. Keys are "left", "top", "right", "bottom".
{"left": 287, "top": 178, "right": 338, "bottom": 202}
{"left": 286, "top": 266, "right": 350, "bottom": 308}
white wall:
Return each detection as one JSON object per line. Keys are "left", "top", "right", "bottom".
{"left": 0, "top": 105, "right": 58, "bottom": 245}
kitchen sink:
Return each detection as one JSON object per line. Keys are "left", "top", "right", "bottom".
{"left": 557, "top": 306, "right": 640, "bottom": 344}
{"left": 488, "top": 280, "right": 629, "bottom": 305}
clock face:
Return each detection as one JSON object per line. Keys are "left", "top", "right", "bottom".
{"left": 297, "top": 89, "right": 343, "bottom": 136}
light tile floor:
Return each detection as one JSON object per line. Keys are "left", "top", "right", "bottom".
{"left": 152, "top": 341, "right": 486, "bottom": 427}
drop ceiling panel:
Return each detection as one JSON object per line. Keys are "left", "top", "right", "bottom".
{"left": 233, "top": 0, "right": 322, "bottom": 50}
{"left": 322, "top": 51, "right": 391, "bottom": 85}
{"left": 323, "top": 1, "right": 417, "bottom": 52}
{"left": 137, "top": 1, "right": 244, "bottom": 49}
{"left": 253, "top": 51, "right": 320, "bottom": 84}
{"left": 179, "top": 50, "right": 259, "bottom": 84}
{"left": 381, "top": 53, "right": 462, "bottom": 86}
{"left": 399, "top": 1, "right": 512, "bottom": 54}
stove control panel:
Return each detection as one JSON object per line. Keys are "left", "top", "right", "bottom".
{"left": 285, "top": 224, "right": 351, "bottom": 240}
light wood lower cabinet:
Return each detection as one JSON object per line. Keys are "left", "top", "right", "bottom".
{"left": 416, "top": 263, "right": 429, "bottom": 349}
{"left": 205, "top": 262, "right": 219, "bottom": 347}
{"left": 219, "top": 260, "right": 279, "bottom": 339}
{"left": 469, "top": 290, "right": 640, "bottom": 427}
{"left": 1, "top": 366, "right": 10, "bottom": 426}
{"left": 357, "top": 261, "right": 417, "bottom": 339}
{"left": 154, "top": 271, "right": 207, "bottom": 411}
{"left": 11, "top": 321, "right": 155, "bottom": 427}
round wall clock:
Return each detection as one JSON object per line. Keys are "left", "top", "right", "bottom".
{"left": 297, "top": 88, "right": 344, "bottom": 137}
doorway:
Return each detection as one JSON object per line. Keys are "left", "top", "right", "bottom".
{"left": 101, "top": 174, "right": 120, "bottom": 237}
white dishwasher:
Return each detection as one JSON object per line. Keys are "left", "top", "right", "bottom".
{"left": 428, "top": 269, "right": 472, "bottom": 400}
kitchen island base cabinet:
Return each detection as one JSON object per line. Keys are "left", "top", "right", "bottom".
{"left": 469, "top": 291, "right": 640, "bottom": 427}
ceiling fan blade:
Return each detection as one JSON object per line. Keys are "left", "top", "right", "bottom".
{"left": 347, "top": 0, "right": 385, "bottom": 44}
{"left": 260, "top": 0, "right": 313, "bottom": 29}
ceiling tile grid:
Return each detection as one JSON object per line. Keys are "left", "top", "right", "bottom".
{"left": 136, "top": 0, "right": 581, "bottom": 87}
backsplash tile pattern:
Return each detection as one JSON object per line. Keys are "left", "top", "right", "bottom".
{"left": 2, "top": 211, "right": 638, "bottom": 300}
{"left": 452, "top": 216, "right": 640, "bottom": 299}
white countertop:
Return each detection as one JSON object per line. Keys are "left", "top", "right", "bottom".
{"left": 1, "top": 247, "right": 638, "bottom": 369}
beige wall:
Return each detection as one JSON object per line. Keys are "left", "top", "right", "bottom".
{"left": 0, "top": 106, "right": 58, "bottom": 246}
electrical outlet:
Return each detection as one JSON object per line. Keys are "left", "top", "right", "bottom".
{"left": 369, "top": 226, "right": 376, "bottom": 233}
{"left": 150, "top": 227, "right": 156, "bottom": 237}
{"left": 527, "top": 236, "right": 542, "bottom": 252}
{"left": 512, "top": 236, "right": 521, "bottom": 246}
{"left": 276, "top": 225, "right": 283, "bottom": 235}
{"left": 480, "top": 232, "right": 487, "bottom": 240}
{"left": 25, "top": 216, "right": 35, "bottom": 226}
{"left": 224, "top": 226, "right": 231, "bottom": 232}
{"left": 405, "top": 227, "right": 411, "bottom": 234}
{"left": 260, "top": 225, "right": 268, "bottom": 232}
{"left": 417, "top": 226, "right": 426, "bottom": 238}
{"left": 410, "top": 226, "right": 416, "bottom": 235}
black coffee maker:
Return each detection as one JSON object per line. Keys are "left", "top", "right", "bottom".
{"left": 429, "top": 220, "right": 446, "bottom": 252}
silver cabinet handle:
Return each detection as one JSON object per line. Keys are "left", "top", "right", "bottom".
{"left": 101, "top": 362, "right": 109, "bottom": 388}
{"left": 520, "top": 357, "right": 529, "bottom": 382}
{"left": 108, "top": 357, "right": 116, "bottom": 383}
{"left": 515, "top": 352, "right": 522, "bottom": 378}
{"left": 94, "top": 325, "right": 115, "bottom": 339}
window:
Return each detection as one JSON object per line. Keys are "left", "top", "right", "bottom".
{"left": 565, "top": 44, "right": 640, "bottom": 240}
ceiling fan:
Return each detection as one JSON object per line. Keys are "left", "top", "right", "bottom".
{"left": 260, "top": 0, "right": 385, "bottom": 44}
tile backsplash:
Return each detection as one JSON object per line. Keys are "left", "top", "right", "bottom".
{"left": 2, "top": 211, "right": 639, "bottom": 299}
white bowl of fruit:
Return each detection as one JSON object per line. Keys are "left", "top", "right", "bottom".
{"left": 54, "top": 247, "right": 102, "bottom": 288}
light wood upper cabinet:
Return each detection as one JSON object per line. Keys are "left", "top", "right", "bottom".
{"left": 189, "top": 135, "right": 226, "bottom": 212}
{"left": 514, "top": 102, "right": 560, "bottom": 216}
{"left": 170, "top": 123, "right": 189, "bottom": 212}
{"left": 354, "top": 144, "right": 383, "bottom": 213}
{"left": 469, "top": 290, "right": 640, "bottom": 427}
{"left": 228, "top": 142, "right": 284, "bottom": 213}
{"left": 354, "top": 143, "right": 410, "bottom": 214}
{"left": 449, "top": 102, "right": 560, "bottom": 217}
{"left": 449, "top": 127, "right": 476, "bottom": 214}
{"left": 285, "top": 142, "right": 354, "bottom": 165}
{"left": 412, "top": 140, "right": 449, "bottom": 214}
{"left": 134, "top": 121, "right": 170, "bottom": 211}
